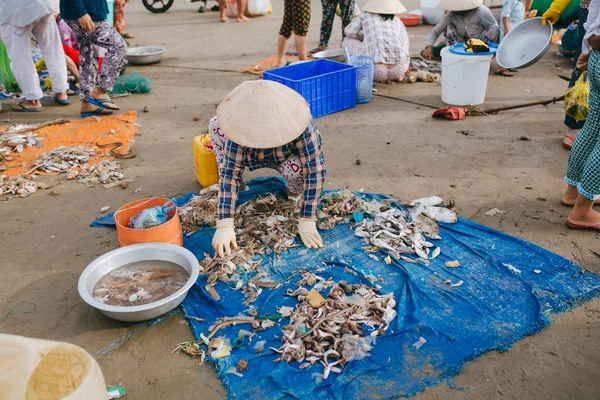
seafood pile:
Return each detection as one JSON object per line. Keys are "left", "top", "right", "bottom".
{"left": 27, "top": 146, "right": 96, "bottom": 174}
{"left": 355, "top": 196, "right": 457, "bottom": 264}
{"left": 317, "top": 189, "right": 364, "bottom": 230}
{"left": 236, "top": 194, "right": 300, "bottom": 254}
{"left": 92, "top": 261, "right": 189, "bottom": 307}
{"left": 201, "top": 247, "right": 277, "bottom": 304}
{"left": 405, "top": 57, "right": 441, "bottom": 83}
{"left": 74, "top": 159, "right": 126, "bottom": 187}
{"left": 272, "top": 281, "right": 396, "bottom": 378}
{"left": 0, "top": 175, "right": 38, "bottom": 197}
{"left": 179, "top": 184, "right": 219, "bottom": 233}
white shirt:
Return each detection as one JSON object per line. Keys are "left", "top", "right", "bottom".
{"left": 584, "top": 0, "right": 600, "bottom": 54}
{"left": 0, "top": 0, "right": 55, "bottom": 28}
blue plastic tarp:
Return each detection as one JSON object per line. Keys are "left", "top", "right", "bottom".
{"left": 92, "top": 177, "right": 600, "bottom": 399}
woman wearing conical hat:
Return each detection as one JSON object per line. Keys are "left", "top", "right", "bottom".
{"left": 342, "top": 0, "right": 410, "bottom": 83}
{"left": 208, "top": 80, "right": 326, "bottom": 257}
{"left": 422, "top": 0, "right": 499, "bottom": 60}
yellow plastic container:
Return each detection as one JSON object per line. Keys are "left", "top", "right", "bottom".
{"left": 193, "top": 134, "right": 219, "bottom": 188}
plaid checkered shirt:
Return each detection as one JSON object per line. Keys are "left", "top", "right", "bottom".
{"left": 344, "top": 13, "right": 410, "bottom": 65}
{"left": 217, "top": 120, "right": 326, "bottom": 220}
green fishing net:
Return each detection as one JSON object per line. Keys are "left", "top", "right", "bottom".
{"left": 111, "top": 71, "right": 152, "bottom": 95}
{"left": 0, "top": 39, "right": 20, "bottom": 92}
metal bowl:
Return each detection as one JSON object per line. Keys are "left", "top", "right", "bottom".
{"left": 126, "top": 46, "right": 165, "bottom": 65}
{"left": 496, "top": 17, "right": 553, "bottom": 69}
{"left": 78, "top": 243, "right": 200, "bottom": 323}
{"left": 312, "top": 48, "right": 346, "bottom": 63}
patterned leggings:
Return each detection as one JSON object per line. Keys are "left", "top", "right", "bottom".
{"left": 565, "top": 50, "right": 600, "bottom": 200}
{"left": 343, "top": 38, "right": 406, "bottom": 82}
{"left": 114, "top": 0, "right": 127, "bottom": 34}
{"left": 208, "top": 116, "right": 305, "bottom": 195}
{"left": 319, "top": 0, "right": 354, "bottom": 47}
{"left": 65, "top": 20, "right": 127, "bottom": 102}
{"left": 280, "top": 0, "right": 311, "bottom": 38}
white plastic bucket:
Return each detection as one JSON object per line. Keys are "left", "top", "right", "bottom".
{"left": 420, "top": 0, "right": 444, "bottom": 25}
{"left": 248, "top": 0, "right": 269, "bottom": 15}
{"left": 441, "top": 47, "right": 493, "bottom": 106}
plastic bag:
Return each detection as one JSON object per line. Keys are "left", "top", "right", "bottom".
{"left": 565, "top": 72, "right": 589, "bottom": 122}
{"left": 128, "top": 201, "right": 175, "bottom": 229}
{"left": 0, "top": 39, "right": 20, "bottom": 92}
{"left": 111, "top": 71, "right": 152, "bottom": 95}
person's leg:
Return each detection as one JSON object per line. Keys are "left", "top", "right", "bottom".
{"left": 0, "top": 24, "right": 44, "bottom": 109}
{"left": 373, "top": 64, "right": 389, "bottom": 83}
{"left": 277, "top": 0, "right": 293, "bottom": 67}
{"left": 277, "top": 156, "right": 304, "bottom": 199}
{"left": 293, "top": 0, "right": 311, "bottom": 60}
{"left": 564, "top": 51, "right": 600, "bottom": 213}
{"left": 218, "top": 0, "right": 228, "bottom": 22}
{"left": 33, "top": 15, "right": 69, "bottom": 100}
{"left": 317, "top": 0, "right": 336, "bottom": 50}
{"left": 387, "top": 64, "right": 405, "bottom": 82}
{"left": 236, "top": 0, "right": 252, "bottom": 21}
{"left": 91, "top": 21, "right": 127, "bottom": 109}
{"left": 339, "top": 0, "right": 354, "bottom": 36}
{"left": 113, "top": 0, "right": 126, "bottom": 34}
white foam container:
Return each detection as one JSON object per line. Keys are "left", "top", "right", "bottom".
{"left": 441, "top": 47, "right": 493, "bottom": 106}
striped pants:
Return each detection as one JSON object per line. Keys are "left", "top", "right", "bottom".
{"left": 565, "top": 50, "right": 600, "bottom": 200}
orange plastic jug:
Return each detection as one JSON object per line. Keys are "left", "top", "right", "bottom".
{"left": 192, "top": 134, "right": 219, "bottom": 188}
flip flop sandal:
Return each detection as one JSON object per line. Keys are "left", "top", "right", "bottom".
{"left": 563, "top": 133, "right": 576, "bottom": 150}
{"left": 88, "top": 97, "right": 120, "bottom": 111}
{"left": 508, "top": 69, "right": 519, "bottom": 72}
{"left": 495, "top": 70, "right": 514, "bottom": 77}
{"left": 565, "top": 220, "right": 600, "bottom": 231}
{"left": 81, "top": 106, "right": 114, "bottom": 118}
{"left": 54, "top": 95, "right": 71, "bottom": 106}
{"left": 12, "top": 102, "right": 43, "bottom": 112}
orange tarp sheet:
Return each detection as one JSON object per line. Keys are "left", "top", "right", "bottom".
{"left": 2, "top": 112, "right": 137, "bottom": 176}
{"left": 239, "top": 55, "right": 300, "bottom": 75}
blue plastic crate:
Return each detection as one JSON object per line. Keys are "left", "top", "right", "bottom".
{"left": 263, "top": 59, "right": 357, "bottom": 118}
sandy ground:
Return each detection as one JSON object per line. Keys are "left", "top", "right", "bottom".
{"left": 1, "top": 1, "right": 599, "bottom": 399}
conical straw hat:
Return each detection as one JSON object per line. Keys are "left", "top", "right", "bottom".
{"left": 437, "top": 0, "right": 482, "bottom": 11}
{"left": 217, "top": 80, "right": 312, "bottom": 149}
{"left": 362, "top": 0, "right": 407, "bottom": 15}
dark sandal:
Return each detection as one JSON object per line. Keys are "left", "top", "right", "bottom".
{"left": 81, "top": 107, "right": 114, "bottom": 117}
{"left": 12, "top": 102, "right": 43, "bottom": 112}
{"left": 495, "top": 69, "right": 514, "bottom": 77}
{"left": 88, "top": 97, "right": 120, "bottom": 110}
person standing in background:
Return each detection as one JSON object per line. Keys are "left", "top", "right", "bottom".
{"left": 543, "top": 0, "right": 592, "bottom": 149}
{"left": 114, "top": 0, "right": 134, "bottom": 38}
{"left": 60, "top": 0, "right": 126, "bottom": 117}
{"left": 276, "top": 0, "right": 311, "bottom": 67}
{"left": 310, "top": 0, "right": 355, "bottom": 54}
{"left": 0, "top": 0, "right": 70, "bottom": 112}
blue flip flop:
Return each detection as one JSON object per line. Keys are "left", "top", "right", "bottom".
{"left": 88, "top": 97, "right": 120, "bottom": 110}
{"left": 54, "top": 95, "right": 71, "bottom": 105}
{"left": 12, "top": 102, "right": 43, "bottom": 112}
{"left": 81, "top": 106, "right": 114, "bottom": 118}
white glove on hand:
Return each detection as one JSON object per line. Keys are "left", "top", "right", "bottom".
{"left": 212, "top": 218, "right": 238, "bottom": 257}
{"left": 298, "top": 218, "right": 324, "bottom": 249}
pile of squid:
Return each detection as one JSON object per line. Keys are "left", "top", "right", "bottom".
{"left": 272, "top": 281, "right": 397, "bottom": 379}
{"left": 179, "top": 184, "right": 219, "bottom": 233}
{"left": 235, "top": 193, "right": 300, "bottom": 254}
{"left": 317, "top": 189, "right": 364, "bottom": 230}
{"left": 354, "top": 196, "right": 457, "bottom": 264}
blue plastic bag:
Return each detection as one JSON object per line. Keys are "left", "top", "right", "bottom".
{"left": 128, "top": 200, "right": 175, "bottom": 229}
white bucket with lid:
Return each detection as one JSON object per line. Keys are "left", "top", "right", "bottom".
{"left": 441, "top": 46, "right": 494, "bottom": 106}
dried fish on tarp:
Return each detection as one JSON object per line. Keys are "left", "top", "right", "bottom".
{"left": 27, "top": 146, "right": 96, "bottom": 175}
{"left": 236, "top": 193, "right": 300, "bottom": 254}
{"left": 77, "top": 159, "right": 125, "bottom": 186}
{"left": 178, "top": 184, "right": 219, "bottom": 233}
{"left": 200, "top": 247, "right": 266, "bottom": 304}
{"left": 317, "top": 189, "right": 364, "bottom": 230}
{"left": 271, "top": 281, "right": 396, "bottom": 379}
{"left": 0, "top": 118, "right": 68, "bottom": 135}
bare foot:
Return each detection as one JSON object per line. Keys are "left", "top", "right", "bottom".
{"left": 275, "top": 59, "right": 286, "bottom": 68}
{"left": 90, "top": 88, "right": 119, "bottom": 110}
{"left": 19, "top": 100, "right": 43, "bottom": 109}
{"left": 237, "top": 15, "right": 252, "bottom": 22}
{"left": 55, "top": 92, "right": 69, "bottom": 101}
{"left": 560, "top": 185, "right": 600, "bottom": 206}
{"left": 220, "top": 14, "right": 229, "bottom": 22}
{"left": 567, "top": 209, "right": 600, "bottom": 226}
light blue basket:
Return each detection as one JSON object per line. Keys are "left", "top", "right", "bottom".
{"left": 345, "top": 47, "right": 374, "bottom": 104}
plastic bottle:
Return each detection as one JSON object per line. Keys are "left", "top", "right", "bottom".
{"left": 192, "top": 134, "right": 219, "bottom": 188}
